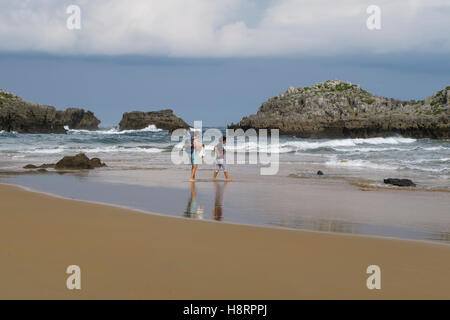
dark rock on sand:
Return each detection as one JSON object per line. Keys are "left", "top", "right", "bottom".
{"left": 384, "top": 178, "right": 416, "bottom": 187}
{"left": 55, "top": 153, "right": 106, "bottom": 169}
{"left": 0, "top": 89, "right": 100, "bottom": 133}
{"left": 228, "top": 80, "right": 450, "bottom": 139}
{"left": 119, "top": 109, "right": 189, "bottom": 133}
{"left": 317, "top": 170, "right": 324, "bottom": 175}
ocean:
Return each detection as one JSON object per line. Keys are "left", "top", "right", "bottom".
{"left": 0, "top": 126, "right": 448, "bottom": 189}
{"left": 1, "top": 126, "right": 450, "bottom": 243}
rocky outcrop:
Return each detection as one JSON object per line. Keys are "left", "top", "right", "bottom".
{"left": 0, "top": 89, "right": 100, "bottom": 133}
{"left": 55, "top": 153, "right": 106, "bottom": 169}
{"left": 228, "top": 80, "right": 449, "bottom": 139}
{"left": 119, "top": 109, "right": 189, "bottom": 132}
{"left": 59, "top": 108, "right": 100, "bottom": 131}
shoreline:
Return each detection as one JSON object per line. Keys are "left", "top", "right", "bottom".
{"left": 287, "top": 173, "right": 450, "bottom": 193}
{"left": 1, "top": 169, "right": 449, "bottom": 244}
{"left": 1, "top": 183, "right": 450, "bottom": 299}
{"left": 1, "top": 181, "right": 450, "bottom": 248}
{"left": 3, "top": 167, "right": 450, "bottom": 192}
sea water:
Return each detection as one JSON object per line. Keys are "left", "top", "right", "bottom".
{"left": 0, "top": 126, "right": 449, "bottom": 188}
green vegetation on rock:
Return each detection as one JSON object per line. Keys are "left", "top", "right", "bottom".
{"left": 228, "top": 80, "right": 450, "bottom": 139}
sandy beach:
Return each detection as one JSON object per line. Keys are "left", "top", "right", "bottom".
{"left": 1, "top": 0, "right": 450, "bottom": 305}
{"left": 1, "top": 182, "right": 450, "bottom": 299}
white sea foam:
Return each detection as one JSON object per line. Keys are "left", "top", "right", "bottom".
{"left": 402, "top": 157, "right": 450, "bottom": 164}
{"left": 112, "top": 125, "right": 163, "bottom": 134}
{"left": 224, "top": 136, "right": 417, "bottom": 153}
{"left": 22, "top": 148, "right": 65, "bottom": 154}
{"left": 280, "top": 137, "right": 416, "bottom": 151}
{"left": 332, "top": 147, "right": 407, "bottom": 153}
{"left": 66, "top": 125, "right": 163, "bottom": 134}
{"left": 402, "top": 164, "right": 448, "bottom": 173}
{"left": 325, "top": 159, "right": 399, "bottom": 170}
{"left": 0, "top": 130, "right": 17, "bottom": 135}
{"left": 226, "top": 141, "right": 292, "bottom": 153}
{"left": 20, "top": 146, "right": 165, "bottom": 154}
{"left": 422, "top": 146, "right": 448, "bottom": 151}
{"left": 324, "top": 158, "right": 447, "bottom": 173}
{"left": 352, "top": 137, "right": 416, "bottom": 145}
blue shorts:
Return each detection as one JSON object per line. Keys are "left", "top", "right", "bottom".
{"left": 191, "top": 152, "right": 199, "bottom": 165}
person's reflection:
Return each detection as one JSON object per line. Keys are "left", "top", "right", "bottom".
{"left": 185, "top": 181, "right": 204, "bottom": 219}
{"left": 213, "top": 181, "right": 228, "bottom": 221}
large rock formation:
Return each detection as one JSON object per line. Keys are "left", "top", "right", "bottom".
{"left": 0, "top": 89, "right": 100, "bottom": 133}
{"left": 59, "top": 108, "right": 100, "bottom": 131}
{"left": 228, "top": 80, "right": 449, "bottom": 139}
{"left": 119, "top": 109, "right": 189, "bottom": 132}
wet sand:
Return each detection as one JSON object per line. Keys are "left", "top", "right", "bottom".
{"left": 2, "top": 169, "right": 450, "bottom": 242}
{"left": 1, "top": 183, "right": 450, "bottom": 299}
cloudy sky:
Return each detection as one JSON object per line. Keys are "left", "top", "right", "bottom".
{"left": 0, "top": 0, "right": 449, "bottom": 126}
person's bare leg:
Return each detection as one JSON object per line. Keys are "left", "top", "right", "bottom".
{"left": 190, "top": 165, "right": 197, "bottom": 181}
{"left": 213, "top": 171, "right": 218, "bottom": 181}
{"left": 224, "top": 171, "right": 232, "bottom": 181}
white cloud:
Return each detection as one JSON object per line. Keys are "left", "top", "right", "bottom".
{"left": 0, "top": 0, "right": 449, "bottom": 57}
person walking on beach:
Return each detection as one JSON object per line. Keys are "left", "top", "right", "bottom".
{"left": 213, "top": 136, "right": 231, "bottom": 181}
{"left": 190, "top": 131, "right": 201, "bottom": 181}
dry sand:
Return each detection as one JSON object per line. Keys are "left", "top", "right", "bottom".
{"left": 1, "top": 183, "right": 450, "bottom": 299}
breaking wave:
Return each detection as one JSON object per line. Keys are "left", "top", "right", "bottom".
{"left": 65, "top": 124, "right": 163, "bottom": 134}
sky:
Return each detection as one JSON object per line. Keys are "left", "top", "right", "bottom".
{"left": 0, "top": 0, "right": 449, "bottom": 127}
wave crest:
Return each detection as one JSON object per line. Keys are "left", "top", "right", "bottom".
{"left": 66, "top": 125, "right": 163, "bottom": 135}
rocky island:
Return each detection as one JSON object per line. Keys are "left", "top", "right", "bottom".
{"left": 229, "top": 80, "right": 449, "bottom": 139}
{"left": 0, "top": 89, "right": 100, "bottom": 133}
{"left": 119, "top": 109, "right": 189, "bottom": 132}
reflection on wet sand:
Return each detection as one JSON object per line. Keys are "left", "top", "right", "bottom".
{"left": 267, "top": 215, "right": 358, "bottom": 234}
{"left": 270, "top": 217, "right": 450, "bottom": 242}
{"left": 184, "top": 181, "right": 228, "bottom": 221}
{"left": 3, "top": 172, "right": 449, "bottom": 244}
{"left": 185, "top": 181, "right": 204, "bottom": 219}
{"left": 213, "top": 182, "right": 228, "bottom": 221}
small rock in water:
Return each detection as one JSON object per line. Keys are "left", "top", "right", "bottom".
{"left": 317, "top": 170, "right": 324, "bottom": 175}
{"left": 383, "top": 178, "right": 416, "bottom": 187}
{"left": 23, "top": 164, "right": 38, "bottom": 169}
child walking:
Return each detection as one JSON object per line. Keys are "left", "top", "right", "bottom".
{"left": 213, "top": 136, "right": 231, "bottom": 182}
